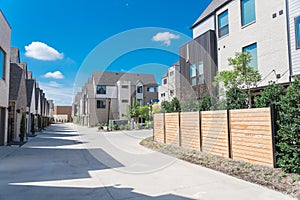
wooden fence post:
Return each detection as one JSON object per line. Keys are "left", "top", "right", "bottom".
{"left": 178, "top": 112, "right": 182, "bottom": 147}
{"left": 199, "top": 111, "right": 203, "bottom": 152}
{"left": 227, "top": 109, "right": 232, "bottom": 158}
{"left": 270, "top": 104, "right": 277, "bottom": 168}
{"left": 163, "top": 112, "right": 166, "bottom": 144}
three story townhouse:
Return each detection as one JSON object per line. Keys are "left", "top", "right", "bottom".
{"left": 0, "top": 10, "right": 11, "bottom": 146}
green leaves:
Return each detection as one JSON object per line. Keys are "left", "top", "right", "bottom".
{"left": 161, "top": 97, "right": 181, "bottom": 113}
{"left": 214, "top": 52, "right": 262, "bottom": 109}
{"left": 254, "top": 82, "right": 285, "bottom": 108}
{"left": 276, "top": 77, "right": 300, "bottom": 174}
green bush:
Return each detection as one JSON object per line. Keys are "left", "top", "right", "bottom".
{"left": 198, "top": 94, "right": 212, "bottom": 111}
{"left": 254, "top": 82, "right": 285, "bottom": 108}
{"left": 161, "top": 97, "right": 181, "bottom": 113}
{"left": 181, "top": 100, "right": 198, "bottom": 112}
{"left": 226, "top": 87, "right": 248, "bottom": 110}
{"left": 276, "top": 78, "right": 300, "bottom": 174}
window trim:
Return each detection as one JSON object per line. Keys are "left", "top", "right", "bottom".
{"left": 0, "top": 47, "right": 6, "bottom": 80}
{"left": 96, "top": 100, "right": 106, "bottom": 109}
{"left": 295, "top": 16, "right": 300, "bottom": 50}
{"left": 241, "top": 0, "right": 256, "bottom": 27}
{"left": 218, "top": 10, "right": 229, "bottom": 38}
{"left": 242, "top": 43, "right": 258, "bottom": 70}
{"left": 190, "top": 64, "right": 197, "bottom": 86}
{"left": 96, "top": 85, "right": 106, "bottom": 95}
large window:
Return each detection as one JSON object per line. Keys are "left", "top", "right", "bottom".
{"left": 243, "top": 43, "right": 258, "bottom": 70}
{"left": 218, "top": 10, "right": 229, "bottom": 37}
{"left": 96, "top": 85, "right": 106, "bottom": 94}
{"left": 190, "top": 62, "right": 204, "bottom": 86}
{"left": 241, "top": 0, "right": 256, "bottom": 26}
{"left": 0, "top": 48, "right": 5, "bottom": 80}
{"left": 198, "top": 62, "right": 204, "bottom": 84}
{"left": 296, "top": 16, "right": 300, "bottom": 49}
{"left": 190, "top": 64, "right": 197, "bottom": 86}
{"left": 169, "top": 71, "right": 174, "bottom": 76}
{"left": 97, "top": 100, "right": 106, "bottom": 109}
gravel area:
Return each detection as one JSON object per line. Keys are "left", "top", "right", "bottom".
{"left": 140, "top": 137, "right": 300, "bottom": 199}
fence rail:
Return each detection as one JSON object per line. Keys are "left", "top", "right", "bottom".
{"left": 153, "top": 107, "right": 276, "bottom": 168}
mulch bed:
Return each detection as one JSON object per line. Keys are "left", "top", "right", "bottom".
{"left": 140, "top": 137, "right": 300, "bottom": 199}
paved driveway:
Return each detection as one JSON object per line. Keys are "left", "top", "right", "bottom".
{"left": 0, "top": 124, "right": 295, "bottom": 200}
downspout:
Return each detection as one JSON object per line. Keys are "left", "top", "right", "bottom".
{"left": 285, "top": 0, "right": 293, "bottom": 82}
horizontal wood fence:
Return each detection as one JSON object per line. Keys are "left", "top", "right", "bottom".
{"left": 153, "top": 107, "right": 276, "bottom": 168}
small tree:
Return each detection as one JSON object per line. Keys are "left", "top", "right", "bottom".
{"left": 276, "top": 77, "right": 300, "bottom": 174}
{"left": 31, "top": 117, "right": 35, "bottom": 136}
{"left": 214, "top": 52, "right": 261, "bottom": 108}
{"left": 161, "top": 101, "right": 172, "bottom": 113}
{"left": 19, "top": 113, "right": 26, "bottom": 142}
{"left": 171, "top": 97, "right": 181, "bottom": 112}
{"left": 129, "top": 99, "right": 140, "bottom": 120}
{"left": 139, "top": 106, "right": 150, "bottom": 121}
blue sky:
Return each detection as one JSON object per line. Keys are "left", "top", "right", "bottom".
{"left": 0, "top": 0, "right": 212, "bottom": 105}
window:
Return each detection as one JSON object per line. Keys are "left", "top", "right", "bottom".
{"left": 96, "top": 85, "right": 106, "bottom": 94}
{"left": 122, "top": 85, "right": 129, "bottom": 89}
{"left": 243, "top": 43, "right": 258, "bottom": 70}
{"left": 296, "top": 16, "right": 300, "bottom": 49}
{"left": 122, "top": 99, "right": 129, "bottom": 103}
{"left": 218, "top": 10, "right": 229, "bottom": 37}
{"left": 241, "top": 0, "right": 256, "bottom": 26}
{"left": 163, "top": 79, "right": 167, "bottom": 84}
{"left": 170, "top": 90, "right": 174, "bottom": 96}
{"left": 0, "top": 48, "right": 5, "bottom": 80}
{"left": 97, "top": 100, "right": 106, "bottom": 109}
{"left": 190, "top": 62, "right": 204, "bottom": 86}
{"left": 161, "top": 93, "right": 165, "bottom": 97}
{"left": 137, "top": 86, "right": 143, "bottom": 93}
{"left": 169, "top": 71, "right": 174, "bottom": 76}
{"left": 198, "top": 62, "right": 204, "bottom": 84}
{"left": 147, "top": 87, "right": 156, "bottom": 92}
{"left": 190, "top": 64, "right": 197, "bottom": 86}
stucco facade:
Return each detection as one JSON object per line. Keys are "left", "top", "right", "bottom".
{"left": 215, "top": 0, "right": 290, "bottom": 86}
{"left": 158, "top": 62, "right": 181, "bottom": 103}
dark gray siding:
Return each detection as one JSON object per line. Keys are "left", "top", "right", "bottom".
{"left": 179, "top": 30, "right": 218, "bottom": 101}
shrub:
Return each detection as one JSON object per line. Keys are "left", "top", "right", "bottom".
{"left": 181, "top": 100, "right": 198, "bottom": 112}
{"left": 276, "top": 77, "right": 300, "bottom": 174}
{"left": 226, "top": 87, "right": 248, "bottom": 110}
{"left": 254, "top": 82, "right": 285, "bottom": 108}
{"left": 198, "top": 93, "right": 212, "bottom": 111}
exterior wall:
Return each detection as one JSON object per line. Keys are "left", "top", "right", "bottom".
{"left": 0, "top": 10, "right": 11, "bottom": 145}
{"left": 144, "top": 85, "right": 158, "bottom": 105}
{"left": 53, "top": 115, "right": 68, "bottom": 122}
{"left": 193, "top": 15, "right": 215, "bottom": 39}
{"left": 92, "top": 98, "right": 118, "bottom": 125}
{"left": 216, "top": 0, "right": 290, "bottom": 86}
{"left": 117, "top": 81, "right": 131, "bottom": 120}
{"left": 95, "top": 86, "right": 118, "bottom": 99}
{"left": 180, "top": 30, "right": 218, "bottom": 101}
{"left": 158, "top": 64, "right": 181, "bottom": 103}
{"left": 287, "top": 0, "right": 300, "bottom": 76}
{"left": 53, "top": 106, "right": 72, "bottom": 120}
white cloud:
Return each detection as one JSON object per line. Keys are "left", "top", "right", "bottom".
{"left": 152, "top": 32, "right": 180, "bottom": 46}
{"left": 43, "top": 71, "right": 64, "bottom": 79}
{"left": 25, "top": 41, "right": 64, "bottom": 61}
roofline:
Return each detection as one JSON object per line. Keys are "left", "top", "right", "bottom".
{"left": 190, "top": 0, "right": 231, "bottom": 29}
{"left": 0, "top": 9, "right": 12, "bottom": 29}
